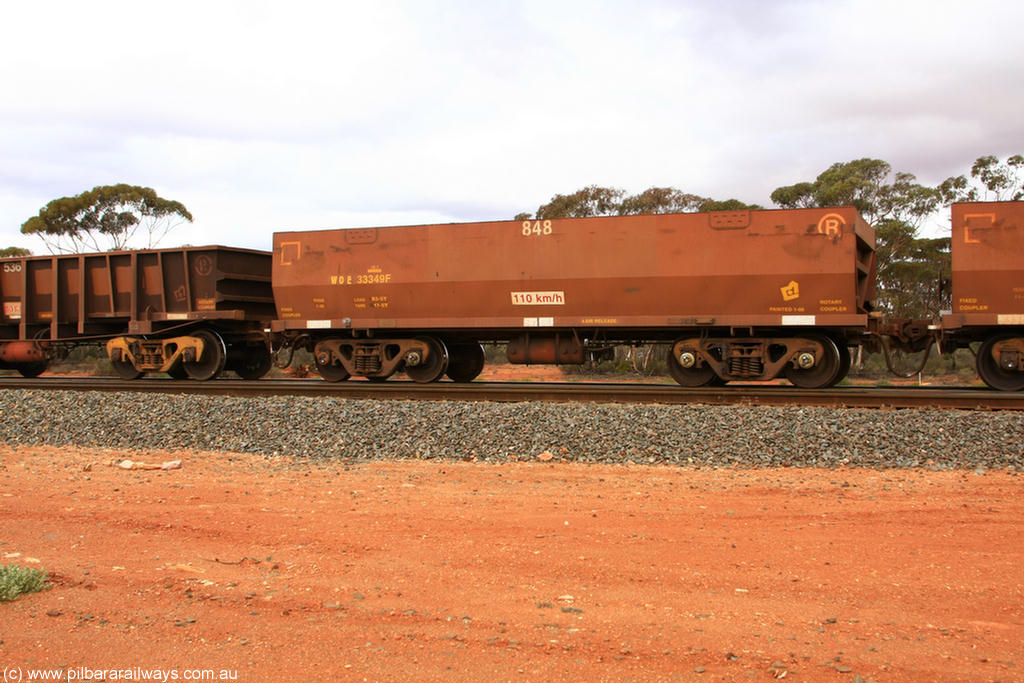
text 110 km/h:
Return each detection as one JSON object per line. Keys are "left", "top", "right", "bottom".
{"left": 511, "top": 291, "right": 566, "bottom": 305}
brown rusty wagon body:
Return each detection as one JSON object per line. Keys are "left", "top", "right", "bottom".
{"left": 0, "top": 246, "right": 274, "bottom": 379}
{"left": 272, "top": 208, "right": 877, "bottom": 387}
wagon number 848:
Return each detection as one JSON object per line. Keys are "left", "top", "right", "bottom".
{"left": 522, "top": 220, "right": 553, "bottom": 236}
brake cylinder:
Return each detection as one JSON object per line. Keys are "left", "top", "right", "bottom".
{"left": 0, "top": 341, "right": 49, "bottom": 364}
{"left": 506, "top": 333, "right": 584, "bottom": 364}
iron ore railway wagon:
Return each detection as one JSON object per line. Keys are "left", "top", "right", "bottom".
{"left": 272, "top": 207, "right": 879, "bottom": 388}
{"left": 0, "top": 247, "right": 274, "bottom": 380}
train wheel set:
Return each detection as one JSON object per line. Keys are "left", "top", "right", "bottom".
{"left": 104, "top": 329, "right": 274, "bottom": 382}
{"left": 311, "top": 336, "right": 487, "bottom": 384}
{"left": 662, "top": 333, "right": 850, "bottom": 389}
{"left": 976, "top": 333, "right": 1024, "bottom": 392}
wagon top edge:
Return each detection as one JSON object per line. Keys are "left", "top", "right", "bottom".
{"left": 0, "top": 245, "right": 272, "bottom": 262}
{"left": 272, "top": 206, "right": 871, "bottom": 237}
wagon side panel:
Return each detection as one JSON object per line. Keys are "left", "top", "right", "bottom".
{"left": 272, "top": 207, "right": 873, "bottom": 334}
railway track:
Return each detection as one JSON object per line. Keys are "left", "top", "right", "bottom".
{"left": 2, "top": 376, "right": 1021, "bottom": 410}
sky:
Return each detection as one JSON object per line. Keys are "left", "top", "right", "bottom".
{"left": 2, "top": 0, "right": 1022, "bottom": 252}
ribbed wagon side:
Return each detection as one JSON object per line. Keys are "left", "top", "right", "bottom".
{"left": 0, "top": 246, "right": 274, "bottom": 380}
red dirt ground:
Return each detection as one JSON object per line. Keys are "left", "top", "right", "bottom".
{"left": 1, "top": 446, "right": 1022, "bottom": 683}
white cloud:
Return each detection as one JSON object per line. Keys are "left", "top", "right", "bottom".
{"left": 2, "top": 0, "right": 1022, "bottom": 252}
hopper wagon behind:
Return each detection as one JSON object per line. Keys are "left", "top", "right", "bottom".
{"left": 0, "top": 246, "right": 274, "bottom": 379}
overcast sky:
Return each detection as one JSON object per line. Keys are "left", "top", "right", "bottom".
{"left": 2, "top": 0, "right": 1021, "bottom": 252}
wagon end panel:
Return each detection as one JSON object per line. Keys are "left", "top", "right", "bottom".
{"left": 947, "top": 201, "right": 1024, "bottom": 327}
{"left": 197, "top": 248, "right": 276, "bottom": 319}
{"left": 0, "top": 257, "right": 28, "bottom": 339}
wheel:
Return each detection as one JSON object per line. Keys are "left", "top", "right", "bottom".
{"left": 111, "top": 357, "right": 144, "bottom": 380}
{"left": 234, "top": 345, "right": 273, "bottom": 380}
{"left": 976, "top": 333, "right": 1024, "bottom": 391}
{"left": 666, "top": 345, "right": 720, "bottom": 387}
{"left": 784, "top": 335, "right": 842, "bottom": 389}
{"left": 182, "top": 330, "right": 227, "bottom": 381}
{"left": 446, "top": 342, "right": 485, "bottom": 382}
{"left": 166, "top": 362, "right": 189, "bottom": 379}
{"left": 315, "top": 356, "right": 350, "bottom": 382}
{"left": 405, "top": 336, "right": 449, "bottom": 383}
{"left": 830, "top": 343, "right": 852, "bottom": 387}
{"left": 17, "top": 362, "right": 48, "bottom": 378}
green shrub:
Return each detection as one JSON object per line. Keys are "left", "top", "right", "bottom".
{"left": 0, "top": 564, "right": 50, "bottom": 601}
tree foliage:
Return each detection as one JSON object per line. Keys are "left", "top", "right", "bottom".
{"left": 532, "top": 185, "right": 627, "bottom": 219}
{"left": 771, "top": 158, "right": 940, "bottom": 226}
{"left": 521, "top": 185, "right": 760, "bottom": 220}
{"left": 938, "top": 154, "right": 1024, "bottom": 203}
{"left": 874, "top": 219, "right": 950, "bottom": 319}
{"left": 617, "top": 187, "right": 706, "bottom": 215}
{"left": 0, "top": 246, "right": 31, "bottom": 257}
{"left": 21, "top": 184, "right": 193, "bottom": 254}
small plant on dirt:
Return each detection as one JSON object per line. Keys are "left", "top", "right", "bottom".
{"left": 0, "top": 564, "right": 50, "bottom": 602}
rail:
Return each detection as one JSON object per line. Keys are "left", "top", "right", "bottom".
{"left": 1, "top": 376, "right": 1021, "bottom": 410}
